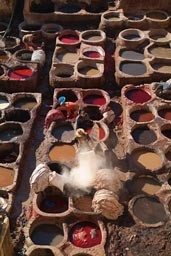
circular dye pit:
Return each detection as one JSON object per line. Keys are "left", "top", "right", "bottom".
{"left": 86, "top": 126, "right": 105, "bottom": 140}
{"left": 58, "top": 4, "right": 81, "bottom": 13}
{"left": 69, "top": 221, "right": 101, "bottom": 248}
{"left": 127, "top": 14, "right": 144, "bottom": 21}
{"left": 83, "top": 51, "right": 101, "bottom": 59}
{"left": 149, "top": 45, "right": 171, "bottom": 59}
{"left": 120, "top": 61, "right": 147, "bottom": 76}
{"left": 29, "top": 248, "right": 54, "bottom": 256}
{"left": 14, "top": 97, "right": 37, "bottom": 109}
{"left": 132, "top": 196, "right": 167, "bottom": 225}
{"left": 8, "top": 66, "right": 33, "bottom": 80}
{"left": 0, "top": 50, "right": 10, "bottom": 63}
{"left": 122, "top": 33, "right": 141, "bottom": 40}
{"left": 0, "top": 166, "right": 14, "bottom": 187}
{"left": 148, "top": 30, "right": 171, "bottom": 43}
{"left": 0, "top": 96, "right": 9, "bottom": 110}
{"left": 131, "top": 126, "right": 157, "bottom": 145}
{"left": 120, "top": 50, "right": 144, "bottom": 60}
{"left": 130, "top": 109, "right": 154, "bottom": 122}
{"left": 78, "top": 66, "right": 100, "bottom": 76}
{"left": 20, "top": 24, "right": 41, "bottom": 33}
{"left": 31, "top": 224, "right": 64, "bottom": 246}
{"left": 151, "top": 63, "right": 171, "bottom": 73}
{"left": 0, "top": 143, "right": 19, "bottom": 163}
{"left": 5, "top": 109, "right": 30, "bottom": 122}
{"left": 52, "top": 124, "right": 74, "bottom": 141}
{"left": 83, "top": 94, "right": 106, "bottom": 105}
{"left": 39, "top": 194, "right": 68, "bottom": 213}
{"left": 54, "top": 64, "right": 74, "bottom": 78}
{"left": 73, "top": 195, "right": 93, "bottom": 212}
{"left": 146, "top": 11, "right": 168, "bottom": 20}
{"left": 57, "top": 90, "right": 78, "bottom": 102}
{"left": 103, "top": 12, "right": 121, "bottom": 21}
{"left": 56, "top": 50, "right": 79, "bottom": 64}
{"left": 48, "top": 144, "right": 76, "bottom": 162}
{"left": 3, "top": 37, "right": 18, "bottom": 49}
{"left": 82, "top": 34, "right": 103, "bottom": 42}
{"left": 0, "top": 125, "right": 23, "bottom": 141}
{"left": 0, "top": 66, "right": 5, "bottom": 78}
{"left": 132, "top": 176, "right": 161, "bottom": 195}
{"left": 125, "top": 88, "right": 151, "bottom": 103}
{"left": 59, "top": 34, "right": 79, "bottom": 44}
{"left": 132, "top": 149, "right": 163, "bottom": 170}
{"left": 158, "top": 108, "right": 171, "bottom": 120}
{"left": 15, "top": 50, "right": 33, "bottom": 62}
{"left": 161, "top": 127, "right": 171, "bottom": 139}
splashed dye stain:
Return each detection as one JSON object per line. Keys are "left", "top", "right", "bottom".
{"left": 9, "top": 68, "right": 33, "bottom": 80}
{"left": 39, "top": 195, "right": 68, "bottom": 213}
{"left": 133, "top": 196, "right": 167, "bottom": 224}
{"left": 83, "top": 95, "right": 106, "bottom": 105}
{"left": 0, "top": 166, "right": 14, "bottom": 187}
{"left": 69, "top": 221, "right": 101, "bottom": 248}
{"left": 60, "top": 35, "right": 79, "bottom": 44}
{"left": 125, "top": 89, "right": 151, "bottom": 103}
{"left": 130, "top": 109, "right": 154, "bottom": 122}
{"left": 31, "top": 224, "right": 64, "bottom": 246}
{"left": 131, "top": 127, "right": 157, "bottom": 145}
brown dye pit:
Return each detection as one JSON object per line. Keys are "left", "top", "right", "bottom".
{"left": 149, "top": 46, "right": 171, "bottom": 59}
{"left": 52, "top": 125, "right": 74, "bottom": 141}
{"left": 123, "top": 34, "right": 141, "bottom": 40}
{"left": 39, "top": 194, "right": 68, "bottom": 213}
{"left": 161, "top": 129, "right": 171, "bottom": 139}
{"left": 48, "top": 144, "right": 76, "bottom": 162}
{"left": 29, "top": 248, "right": 54, "bottom": 256}
{"left": 83, "top": 35, "right": 102, "bottom": 42}
{"left": 146, "top": 12, "right": 167, "bottom": 20}
{"left": 3, "top": 37, "right": 17, "bottom": 49}
{"left": 14, "top": 98, "right": 37, "bottom": 109}
{"left": 57, "top": 51, "right": 79, "bottom": 63}
{"left": 58, "top": 4, "right": 81, "bottom": 13}
{"left": 150, "top": 34, "right": 170, "bottom": 42}
{"left": 0, "top": 97, "right": 9, "bottom": 110}
{"left": 152, "top": 63, "right": 171, "bottom": 73}
{"left": 105, "top": 16, "right": 121, "bottom": 21}
{"left": 133, "top": 196, "right": 167, "bottom": 224}
{"left": 130, "top": 109, "right": 154, "bottom": 122}
{"left": 132, "top": 149, "right": 162, "bottom": 170}
{"left": 158, "top": 108, "right": 171, "bottom": 120}
{"left": 0, "top": 166, "right": 14, "bottom": 187}
{"left": 78, "top": 67, "right": 100, "bottom": 76}
{"left": 120, "top": 62, "right": 147, "bottom": 76}
{"left": 120, "top": 50, "right": 144, "bottom": 60}
{"left": 127, "top": 15, "right": 144, "bottom": 20}
{"left": 31, "top": 224, "right": 64, "bottom": 246}
{"left": 0, "top": 51, "right": 9, "bottom": 63}
{"left": 132, "top": 176, "right": 161, "bottom": 195}
{"left": 73, "top": 195, "right": 93, "bottom": 212}
{"left": 131, "top": 127, "right": 157, "bottom": 145}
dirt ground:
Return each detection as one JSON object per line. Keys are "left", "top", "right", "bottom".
{"left": 5, "top": 1, "right": 171, "bottom": 256}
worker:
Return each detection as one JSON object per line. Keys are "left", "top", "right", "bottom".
{"left": 57, "top": 96, "right": 79, "bottom": 119}
{"left": 22, "top": 31, "right": 43, "bottom": 51}
{"left": 75, "top": 109, "right": 92, "bottom": 130}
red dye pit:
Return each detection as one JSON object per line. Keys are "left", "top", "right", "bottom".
{"left": 69, "top": 221, "right": 102, "bottom": 248}
{"left": 86, "top": 127, "right": 105, "bottom": 140}
{"left": 60, "top": 35, "right": 79, "bottom": 44}
{"left": 83, "top": 95, "right": 106, "bottom": 105}
{"left": 125, "top": 89, "right": 151, "bottom": 103}
{"left": 39, "top": 195, "right": 68, "bottom": 213}
{"left": 83, "top": 51, "right": 101, "bottom": 58}
{"left": 9, "top": 68, "right": 33, "bottom": 80}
